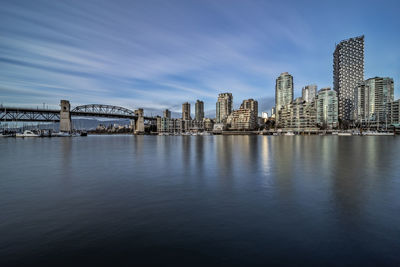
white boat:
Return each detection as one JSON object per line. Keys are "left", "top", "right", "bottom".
{"left": 363, "top": 131, "right": 394, "bottom": 136}
{"left": 16, "top": 130, "right": 40, "bottom": 137}
{"left": 284, "top": 131, "right": 295, "bottom": 136}
{"left": 338, "top": 132, "right": 352, "bottom": 136}
{"left": 332, "top": 131, "right": 339, "bottom": 135}
{"left": 52, "top": 132, "right": 72, "bottom": 137}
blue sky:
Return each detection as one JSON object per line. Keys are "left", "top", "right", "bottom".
{"left": 1, "top": 0, "right": 399, "bottom": 116}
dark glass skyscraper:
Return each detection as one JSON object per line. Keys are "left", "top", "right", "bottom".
{"left": 333, "top": 35, "right": 364, "bottom": 123}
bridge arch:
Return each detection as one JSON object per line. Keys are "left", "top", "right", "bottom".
{"left": 71, "top": 104, "right": 135, "bottom": 116}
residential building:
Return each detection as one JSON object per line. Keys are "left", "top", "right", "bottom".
{"left": 216, "top": 93, "right": 233, "bottom": 123}
{"left": 277, "top": 98, "right": 316, "bottom": 130}
{"left": 388, "top": 100, "right": 400, "bottom": 124}
{"left": 302, "top": 84, "right": 317, "bottom": 103}
{"left": 316, "top": 88, "right": 338, "bottom": 129}
{"left": 195, "top": 100, "right": 204, "bottom": 121}
{"left": 182, "top": 102, "right": 191, "bottom": 120}
{"left": 163, "top": 109, "right": 171, "bottom": 119}
{"left": 354, "top": 77, "right": 394, "bottom": 128}
{"left": 227, "top": 99, "right": 258, "bottom": 130}
{"left": 333, "top": 35, "right": 364, "bottom": 122}
{"left": 157, "top": 117, "right": 182, "bottom": 133}
{"left": 203, "top": 118, "right": 214, "bottom": 131}
{"left": 275, "top": 72, "right": 293, "bottom": 111}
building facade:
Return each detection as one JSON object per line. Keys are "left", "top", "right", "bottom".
{"left": 195, "top": 100, "right": 204, "bottom": 121}
{"left": 216, "top": 93, "right": 233, "bottom": 123}
{"left": 275, "top": 72, "right": 294, "bottom": 114}
{"left": 387, "top": 100, "right": 400, "bottom": 125}
{"left": 315, "top": 88, "right": 338, "bottom": 129}
{"left": 163, "top": 109, "right": 171, "bottom": 119}
{"left": 333, "top": 35, "right": 364, "bottom": 123}
{"left": 354, "top": 77, "right": 394, "bottom": 128}
{"left": 277, "top": 98, "right": 316, "bottom": 130}
{"left": 182, "top": 102, "right": 191, "bottom": 120}
{"left": 227, "top": 99, "right": 258, "bottom": 130}
{"left": 302, "top": 84, "right": 317, "bottom": 103}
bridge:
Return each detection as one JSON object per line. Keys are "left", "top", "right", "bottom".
{"left": 0, "top": 100, "right": 156, "bottom": 134}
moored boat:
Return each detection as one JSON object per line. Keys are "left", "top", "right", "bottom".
{"left": 16, "top": 130, "right": 40, "bottom": 137}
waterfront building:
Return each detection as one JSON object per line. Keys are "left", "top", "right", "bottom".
{"left": 195, "top": 100, "right": 204, "bottom": 121}
{"left": 316, "top": 88, "right": 338, "bottom": 129}
{"left": 227, "top": 99, "right": 258, "bottom": 130}
{"left": 355, "top": 77, "right": 394, "bottom": 128}
{"left": 163, "top": 109, "right": 171, "bottom": 119}
{"left": 333, "top": 35, "right": 364, "bottom": 123}
{"left": 275, "top": 72, "right": 293, "bottom": 112}
{"left": 277, "top": 98, "right": 316, "bottom": 130}
{"left": 387, "top": 100, "right": 400, "bottom": 125}
{"left": 157, "top": 117, "right": 182, "bottom": 133}
{"left": 182, "top": 102, "right": 191, "bottom": 120}
{"left": 216, "top": 93, "right": 233, "bottom": 123}
{"left": 302, "top": 84, "right": 317, "bottom": 103}
{"left": 203, "top": 118, "right": 214, "bottom": 131}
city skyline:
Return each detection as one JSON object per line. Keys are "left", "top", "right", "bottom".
{"left": 0, "top": 0, "right": 400, "bottom": 115}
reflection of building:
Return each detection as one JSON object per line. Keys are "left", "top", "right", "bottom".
{"left": 355, "top": 77, "right": 394, "bottom": 127}
{"left": 195, "top": 100, "right": 204, "bottom": 121}
{"left": 182, "top": 102, "right": 191, "bottom": 120}
{"left": 333, "top": 35, "right": 364, "bottom": 122}
{"left": 278, "top": 98, "right": 316, "bottom": 129}
{"left": 316, "top": 88, "right": 338, "bottom": 129}
{"left": 302, "top": 84, "right": 317, "bottom": 103}
{"left": 275, "top": 72, "right": 293, "bottom": 117}
{"left": 227, "top": 99, "right": 258, "bottom": 130}
{"left": 388, "top": 100, "right": 400, "bottom": 124}
{"left": 216, "top": 93, "right": 233, "bottom": 123}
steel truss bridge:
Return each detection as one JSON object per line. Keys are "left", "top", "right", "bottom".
{"left": 0, "top": 104, "right": 156, "bottom": 122}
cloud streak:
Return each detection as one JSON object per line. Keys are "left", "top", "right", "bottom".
{"left": 0, "top": 0, "right": 399, "bottom": 115}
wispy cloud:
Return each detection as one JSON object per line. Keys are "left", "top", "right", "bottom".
{"left": 1, "top": 0, "right": 399, "bottom": 113}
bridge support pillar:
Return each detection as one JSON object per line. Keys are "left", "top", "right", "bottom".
{"left": 134, "top": 108, "right": 144, "bottom": 134}
{"left": 60, "top": 100, "right": 72, "bottom": 133}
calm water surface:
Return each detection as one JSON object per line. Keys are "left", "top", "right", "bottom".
{"left": 0, "top": 135, "right": 399, "bottom": 266}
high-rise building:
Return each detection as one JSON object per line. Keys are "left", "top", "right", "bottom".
{"left": 388, "top": 100, "right": 400, "bottom": 125}
{"left": 182, "top": 102, "right": 191, "bottom": 120}
{"left": 216, "top": 93, "right": 233, "bottom": 123}
{"left": 195, "top": 100, "right": 204, "bottom": 121}
{"left": 302, "top": 84, "right": 317, "bottom": 103}
{"left": 275, "top": 72, "right": 294, "bottom": 112}
{"left": 163, "top": 109, "right": 171, "bottom": 119}
{"left": 333, "top": 35, "right": 364, "bottom": 122}
{"left": 316, "top": 88, "right": 338, "bottom": 129}
{"left": 355, "top": 77, "right": 394, "bottom": 127}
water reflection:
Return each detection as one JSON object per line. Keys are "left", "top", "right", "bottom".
{"left": 1, "top": 136, "right": 400, "bottom": 266}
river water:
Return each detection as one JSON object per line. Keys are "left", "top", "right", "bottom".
{"left": 0, "top": 135, "right": 399, "bottom": 266}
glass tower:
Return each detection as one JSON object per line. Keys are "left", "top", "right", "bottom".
{"left": 333, "top": 35, "right": 364, "bottom": 123}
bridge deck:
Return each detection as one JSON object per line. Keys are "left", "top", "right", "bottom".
{"left": 0, "top": 107, "right": 155, "bottom": 122}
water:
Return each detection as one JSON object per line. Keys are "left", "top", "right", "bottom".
{"left": 0, "top": 135, "right": 399, "bottom": 266}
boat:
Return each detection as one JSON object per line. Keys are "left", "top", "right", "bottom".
{"left": 80, "top": 131, "right": 88, "bottom": 137}
{"left": 363, "top": 131, "right": 394, "bottom": 136}
{"left": 338, "top": 132, "right": 352, "bottom": 136}
{"left": 284, "top": 131, "right": 295, "bottom": 136}
{"left": 332, "top": 131, "right": 339, "bottom": 135}
{"left": 16, "top": 130, "right": 40, "bottom": 137}
{"left": 52, "top": 132, "right": 72, "bottom": 137}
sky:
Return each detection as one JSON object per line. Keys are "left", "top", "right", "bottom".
{"left": 1, "top": 0, "right": 399, "bottom": 117}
